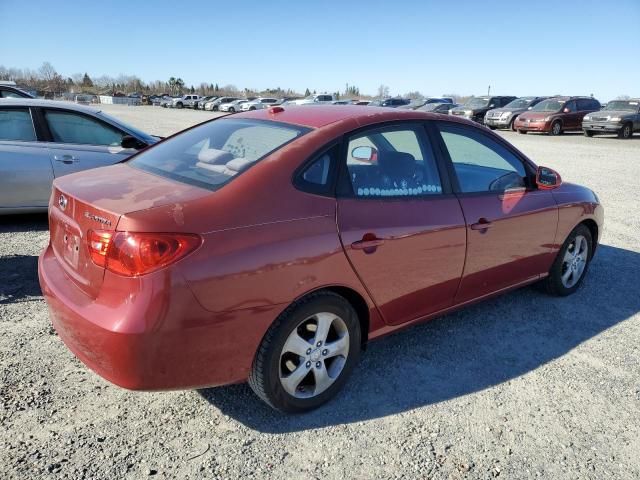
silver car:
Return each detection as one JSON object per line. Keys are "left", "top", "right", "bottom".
{"left": 0, "top": 99, "right": 158, "bottom": 214}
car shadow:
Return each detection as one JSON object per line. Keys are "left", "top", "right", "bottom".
{"left": 0, "top": 255, "right": 42, "bottom": 304}
{"left": 0, "top": 213, "right": 49, "bottom": 233}
{"left": 198, "top": 244, "right": 640, "bottom": 432}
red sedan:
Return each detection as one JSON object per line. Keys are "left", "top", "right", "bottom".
{"left": 39, "top": 105, "right": 603, "bottom": 412}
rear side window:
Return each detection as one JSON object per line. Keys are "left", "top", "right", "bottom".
{"left": 0, "top": 108, "right": 36, "bottom": 141}
{"left": 44, "top": 110, "right": 125, "bottom": 146}
{"left": 130, "top": 119, "right": 309, "bottom": 191}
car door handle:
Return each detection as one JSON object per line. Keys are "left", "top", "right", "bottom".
{"left": 351, "top": 237, "right": 385, "bottom": 250}
{"left": 54, "top": 154, "right": 77, "bottom": 164}
{"left": 470, "top": 218, "right": 494, "bottom": 230}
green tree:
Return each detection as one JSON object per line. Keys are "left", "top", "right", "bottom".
{"left": 304, "top": 88, "right": 311, "bottom": 96}
{"left": 81, "top": 73, "right": 93, "bottom": 88}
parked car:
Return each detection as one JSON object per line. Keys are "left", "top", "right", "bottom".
{"left": 219, "top": 99, "right": 248, "bottom": 113}
{"left": 417, "top": 102, "right": 459, "bottom": 113}
{"left": 449, "top": 96, "right": 517, "bottom": 123}
{"left": 160, "top": 96, "right": 179, "bottom": 108}
{"left": 287, "top": 94, "right": 336, "bottom": 105}
{"left": 0, "top": 84, "right": 35, "bottom": 99}
{"left": 0, "top": 99, "right": 158, "bottom": 214}
{"left": 332, "top": 99, "right": 355, "bottom": 105}
{"left": 514, "top": 96, "right": 601, "bottom": 135}
{"left": 172, "top": 94, "right": 201, "bottom": 109}
{"left": 369, "top": 97, "right": 411, "bottom": 108}
{"left": 484, "top": 96, "right": 549, "bottom": 131}
{"left": 398, "top": 98, "right": 454, "bottom": 110}
{"left": 353, "top": 100, "right": 371, "bottom": 106}
{"left": 582, "top": 98, "right": 639, "bottom": 139}
{"left": 39, "top": 105, "right": 602, "bottom": 413}
{"left": 194, "top": 96, "right": 215, "bottom": 109}
{"left": 205, "top": 97, "right": 239, "bottom": 111}
{"left": 200, "top": 97, "right": 219, "bottom": 110}
{"left": 240, "top": 98, "right": 279, "bottom": 111}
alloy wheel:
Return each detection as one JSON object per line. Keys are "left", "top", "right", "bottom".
{"left": 279, "top": 312, "right": 349, "bottom": 399}
{"left": 561, "top": 234, "right": 588, "bottom": 288}
{"left": 551, "top": 121, "right": 561, "bottom": 135}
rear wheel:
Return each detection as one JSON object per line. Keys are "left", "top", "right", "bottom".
{"left": 229, "top": 107, "right": 235, "bottom": 113}
{"left": 250, "top": 106, "right": 256, "bottom": 111}
{"left": 550, "top": 120, "right": 562, "bottom": 136}
{"left": 176, "top": 102, "right": 183, "bottom": 109}
{"left": 248, "top": 291, "right": 361, "bottom": 412}
{"left": 618, "top": 122, "right": 633, "bottom": 139}
{"left": 510, "top": 116, "right": 518, "bottom": 131}
{"left": 584, "top": 130, "right": 594, "bottom": 137}
{"left": 518, "top": 129, "right": 527, "bottom": 134}
{"left": 542, "top": 224, "right": 592, "bottom": 296}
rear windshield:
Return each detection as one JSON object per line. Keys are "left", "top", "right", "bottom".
{"left": 129, "top": 118, "right": 309, "bottom": 190}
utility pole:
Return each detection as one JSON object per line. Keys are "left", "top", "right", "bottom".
{"left": 488, "top": 85, "right": 491, "bottom": 96}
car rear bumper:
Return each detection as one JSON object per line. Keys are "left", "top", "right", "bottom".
{"left": 582, "top": 121, "right": 622, "bottom": 132}
{"left": 39, "top": 245, "right": 283, "bottom": 391}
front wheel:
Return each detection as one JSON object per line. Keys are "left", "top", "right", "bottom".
{"left": 510, "top": 117, "right": 518, "bottom": 131}
{"left": 229, "top": 107, "right": 235, "bottom": 113}
{"left": 248, "top": 292, "right": 361, "bottom": 413}
{"left": 584, "top": 129, "right": 594, "bottom": 137}
{"left": 176, "top": 102, "right": 183, "bottom": 109}
{"left": 550, "top": 120, "right": 562, "bottom": 136}
{"left": 249, "top": 106, "right": 256, "bottom": 111}
{"left": 618, "top": 123, "right": 633, "bottom": 139}
{"left": 518, "top": 129, "right": 527, "bottom": 134}
{"left": 542, "top": 224, "right": 592, "bottom": 296}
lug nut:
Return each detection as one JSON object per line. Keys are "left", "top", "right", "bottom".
{"left": 322, "top": 349, "right": 328, "bottom": 356}
{"left": 305, "top": 361, "right": 311, "bottom": 368}
{"left": 315, "top": 362, "right": 321, "bottom": 368}
{"left": 306, "top": 348, "right": 312, "bottom": 355}
{"left": 316, "top": 341, "right": 322, "bottom": 347}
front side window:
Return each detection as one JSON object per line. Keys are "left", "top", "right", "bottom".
{"left": 345, "top": 125, "right": 442, "bottom": 197}
{"left": 130, "top": 118, "right": 308, "bottom": 190}
{"left": 438, "top": 123, "right": 527, "bottom": 193}
{"left": 44, "top": 110, "right": 125, "bottom": 146}
{"left": 0, "top": 108, "right": 36, "bottom": 141}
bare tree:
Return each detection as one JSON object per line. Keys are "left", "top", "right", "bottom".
{"left": 377, "top": 84, "right": 390, "bottom": 98}
{"left": 38, "top": 62, "right": 57, "bottom": 82}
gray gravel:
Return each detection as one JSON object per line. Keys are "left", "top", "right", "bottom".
{"left": 1, "top": 104, "right": 639, "bottom": 479}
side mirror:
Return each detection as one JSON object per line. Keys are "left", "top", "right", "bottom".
{"left": 121, "top": 135, "right": 146, "bottom": 150}
{"left": 563, "top": 107, "right": 570, "bottom": 113}
{"left": 536, "top": 166, "right": 562, "bottom": 190}
{"left": 527, "top": 106, "right": 533, "bottom": 110}
{"left": 351, "top": 146, "right": 378, "bottom": 163}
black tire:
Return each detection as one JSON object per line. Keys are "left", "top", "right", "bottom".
{"left": 584, "top": 130, "right": 594, "bottom": 137}
{"left": 550, "top": 120, "right": 562, "bottom": 136}
{"left": 510, "top": 116, "right": 518, "bottom": 131}
{"left": 618, "top": 122, "right": 633, "bottom": 139}
{"left": 176, "top": 102, "right": 183, "bottom": 109}
{"left": 518, "top": 129, "right": 527, "bottom": 134}
{"left": 248, "top": 291, "right": 361, "bottom": 413}
{"left": 249, "top": 106, "right": 256, "bottom": 111}
{"left": 541, "top": 224, "right": 593, "bottom": 296}
{"left": 229, "top": 107, "right": 235, "bottom": 113}
{"left": 487, "top": 125, "right": 497, "bottom": 130}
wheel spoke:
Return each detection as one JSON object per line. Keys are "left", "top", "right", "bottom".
{"left": 283, "top": 332, "right": 311, "bottom": 357}
{"left": 281, "top": 363, "right": 309, "bottom": 396}
{"left": 313, "top": 313, "right": 334, "bottom": 345}
{"left": 561, "top": 268, "right": 572, "bottom": 283}
{"left": 325, "top": 335, "right": 349, "bottom": 359}
{"left": 563, "top": 249, "right": 575, "bottom": 263}
{"left": 313, "top": 363, "right": 333, "bottom": 395}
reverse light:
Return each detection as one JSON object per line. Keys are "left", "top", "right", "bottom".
{"left": 88, "top": 230, "right": 201, "bottom": 276}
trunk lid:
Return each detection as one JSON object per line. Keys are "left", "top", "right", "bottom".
{"left": 49, "top": 164, "right": 211, "bottom": 298}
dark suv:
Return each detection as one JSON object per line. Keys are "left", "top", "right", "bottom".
{"left": 514, "top": 96, "right": 601, "bottom": 135}
{"left": 582, "top": 99, "right": 640, "bottom": 139}
{"left": 449, "top": 96, "right": 516, "bottom": 123}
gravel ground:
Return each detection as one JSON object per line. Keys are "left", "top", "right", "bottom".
{"left": 1, "top": 104, "right": 639, "bottom": 479}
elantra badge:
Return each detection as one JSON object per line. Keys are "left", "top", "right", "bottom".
{"left": 58, "top": 194, "right": 68, "bottom": 211}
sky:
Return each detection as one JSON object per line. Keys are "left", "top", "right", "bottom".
{"left": 1, "top": 0, "right": 638, "bottom": 101}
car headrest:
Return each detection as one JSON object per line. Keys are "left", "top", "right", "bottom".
{"left": 378, "top": 151, "right": 416, "bottom": 176}
{"left": 197, "top": 148, "right": 235, "bottom": 165}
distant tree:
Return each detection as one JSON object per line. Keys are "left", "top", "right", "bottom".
{"left": 81, "top": 73, "right": 93, "bottom": 88}
{"left": 616, "top": 95, "right": 630, "bottom": 100}
{"left": 304, "top": 88, "right": 311, "bottom": 96}
{"left": 38, "top": 62, "right": 56, "bottom": 82}
{"left": 377, "top": 84, "right": 390, "bottom": 98}
{"left": 404, "top": 91, "right": 424, "bottom": 100}
{"left": 175, "top": 78, "right": 185, "bottom": 94}
{"left": 190, "top": 85, "right": 195, "bottom": 94}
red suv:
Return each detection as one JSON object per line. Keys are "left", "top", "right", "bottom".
{"left": 514, "top": 96, "right": 601, "bottom": 135}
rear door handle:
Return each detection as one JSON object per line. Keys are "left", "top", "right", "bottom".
{"left": 470, "top": 218, "right": 493, "bottom": 230}
{"left": 54, "top": 154, "right": 77, "bottom": 164}
{"left": 351, "top": 237, "right": 385, "bottom": 250}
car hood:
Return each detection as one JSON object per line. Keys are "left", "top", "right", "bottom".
{"left": 518, "top": 111, "right": 554, "bottom": 120}
{"left": 588, "top": 110, "right": 635, "bottom": 118}
{"left": 489, "top": 107, "right": 527, "bottom": 114}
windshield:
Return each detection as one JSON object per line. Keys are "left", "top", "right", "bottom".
{"left": 130, "top": 119, "right": 308, "bottom": 190}
{"left": 504, "top": 98, "right": 534, "bottom": 109}
{"left": 465, "top": 97, "right": 489, "bottom": 108}
{"left": 604, "top": 100, "right": 638, "bottom": 111}
{"left": 532, "top": 99, "right": 565, "bottom": 112}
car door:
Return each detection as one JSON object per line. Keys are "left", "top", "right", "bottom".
{"left": 0, "top": 106, "right": 54, "bottom": 209}
{"left": 434, "top": 122, "right": 558, "bottom": 303}
{"left": 337, "top": 123, "right": 466, "bottom": 325}
{"left": 38, "top": 108, "right": 136, "bottom": 178}
{"left": 563, "top": 100, "right": 580, "bottom": 130}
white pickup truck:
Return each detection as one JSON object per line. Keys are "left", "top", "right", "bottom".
{"left": 286, "top": 94, "right": 335, "bottom": 106}
{"left": 171, "top": 94, "right": 201, "bottom": 109}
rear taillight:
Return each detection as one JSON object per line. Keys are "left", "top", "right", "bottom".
{"left": 87, "top": 230, "right": 201, "bottom": 276}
